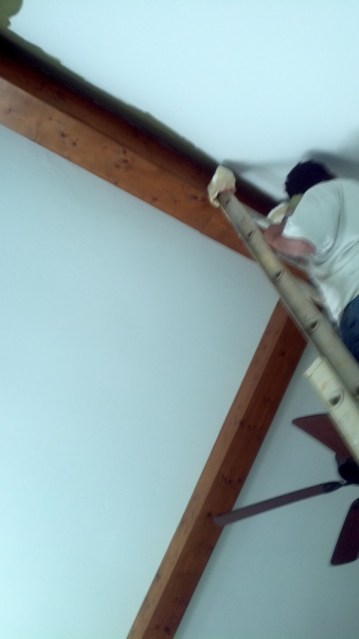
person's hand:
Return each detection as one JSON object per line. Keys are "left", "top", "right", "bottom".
{"left": 263, "top": 219, "right": 286, "bottom": 245}
{"left": 207, "top": 166, "right": 236, "bottom": 207}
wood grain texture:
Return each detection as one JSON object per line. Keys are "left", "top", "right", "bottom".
{"left": 128, "top": 303, "right": 306, "bottom": 638}
{"left": 0, "top": 36, "right": 277, "bottom": 258}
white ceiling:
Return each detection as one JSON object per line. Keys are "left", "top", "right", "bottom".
{"left": 3, "top": 0, "right": 359, "bottom": 198}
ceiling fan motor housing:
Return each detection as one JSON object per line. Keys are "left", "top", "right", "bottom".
{"left": 336, "top": 456, "right": 359, "bottom": 484}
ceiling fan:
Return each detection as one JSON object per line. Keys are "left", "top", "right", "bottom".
{"left": 214, "top": 414, "right": 359, "bottom": 565}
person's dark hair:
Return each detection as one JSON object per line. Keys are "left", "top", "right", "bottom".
{"left": 285, "top": 160, "right": 336, "bottom": 197}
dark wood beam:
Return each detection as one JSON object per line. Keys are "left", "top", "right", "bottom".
{"left": 128, "top": 303, "right": 306, "bottom": 638}
{"left": 0, "top": 36, "right": 277, "bottom": 258}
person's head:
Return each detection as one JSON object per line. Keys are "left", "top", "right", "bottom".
{"left": 284, "top": 160, "right": 336, "bottom": 198}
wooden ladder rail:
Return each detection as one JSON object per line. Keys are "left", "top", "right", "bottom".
{"left": 215, "top": 187, "right": 359, "bottom": 463}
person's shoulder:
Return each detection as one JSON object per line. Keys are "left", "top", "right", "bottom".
{"left": 307, "top": 177, "right": 359, "bottom": 197}
{"left": 336, "top": 176, "right": 359, "bottom": 189}
{"left": 320, "top": 176, "right": 359, "bottom": 188}
{"left": 297, "top": 179, "right": 342, "bottom": 216}
{"left": 309, "top": 178, "right": 342, "bottom": 193}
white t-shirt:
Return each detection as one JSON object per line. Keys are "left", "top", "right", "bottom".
{"left": 283, "top": 178, "right": 359, "bottom": 323}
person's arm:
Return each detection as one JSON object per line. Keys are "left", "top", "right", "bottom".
{"left": 263, "top": 219, "right": 315, "bottom": 258}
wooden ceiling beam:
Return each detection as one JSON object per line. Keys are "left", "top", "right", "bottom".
{"left": 128, "top": 303, "right": 306, "bottom": 637}
{"left": 0, "top": 36, "right": 277, "bottom": 257}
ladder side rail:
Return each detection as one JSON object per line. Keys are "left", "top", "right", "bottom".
{"left": 217, "top": 191, "right": 359, "bottom": 403}
{"left": 242, "top": 204, "right": 322, "bottom": 304}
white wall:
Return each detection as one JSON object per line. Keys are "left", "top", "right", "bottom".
{"left": 0, "top": 125, "right": 278, "bottom": 638}
{"left": 178, "top": 347, "right": 359, "bottom": 639}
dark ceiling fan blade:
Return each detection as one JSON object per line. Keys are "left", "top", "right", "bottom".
{"left": 331, "top": 498, "right": 359, "bottom": 565}
{"left": 292, "top": 414, "right": 351, "bottom": 457}
{"left": 214, "top": 481, "right": 343, "bottom": 527}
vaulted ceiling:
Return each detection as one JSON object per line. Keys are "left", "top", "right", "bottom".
{"left": 1, "top": 2, "right": 358, "bottom": 637}
{"left": 3, "top": 1, "right": 359, "bottom": 198}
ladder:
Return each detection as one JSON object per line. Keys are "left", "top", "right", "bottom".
{"left": 208, "top": 167, "right": 359, "bottom": 463}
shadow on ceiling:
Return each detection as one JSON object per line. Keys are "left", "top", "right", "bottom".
{"left": 223, "top": 143, "right": 359, "bottom": 202}
{"left": 307, "top": 145, "right": 359, "bottom": 182}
